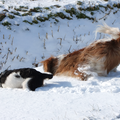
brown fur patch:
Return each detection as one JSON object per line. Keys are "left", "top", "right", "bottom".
{"left": 55, "top": 48, "right": 85, "bottom": 76}
{"left": 41, "top": 56, "right": 58, "bottom": 75}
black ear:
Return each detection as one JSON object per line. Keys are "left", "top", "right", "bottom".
{"left": 20, "top": 68, "right": 32, "bottom": 78}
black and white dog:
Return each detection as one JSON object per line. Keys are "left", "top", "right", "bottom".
{"left": 0, "top": 68, "right": 53, "bottom": 91}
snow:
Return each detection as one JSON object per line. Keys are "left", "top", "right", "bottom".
{"left": 0, "top": 0, "right": 120, "bottom": 120}
{"left": 1, "top": 66, "right": 120, "bottom": 120}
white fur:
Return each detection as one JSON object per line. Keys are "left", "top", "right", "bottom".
{"left": 57, "top": 54, "right": 65, "bottom": 66}
{"left": 96, "top": 23, "right": 120, "bottom": 39}
{"left": 78, "top": 56, "right": 107, "bottom": 77}
{"left": 89, "top": 56, "right": 107, "bottom": 76}
{"left": 95, "top": 38, "right": 112, "bottom": 43}
{"left": 2, "top": 72, "right": 31, "bottom": 89}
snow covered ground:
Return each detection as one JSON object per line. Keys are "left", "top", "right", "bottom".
{"left": 0, "top": 0, "right": 120, "bottom": 120}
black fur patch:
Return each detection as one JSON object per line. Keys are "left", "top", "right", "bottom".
{"left": 15, "top": 74, "right": 21, "bottom": 78}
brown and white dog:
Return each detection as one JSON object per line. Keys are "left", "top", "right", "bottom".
{"left": 41, "top": 24, "right": 120, "bottom": 80}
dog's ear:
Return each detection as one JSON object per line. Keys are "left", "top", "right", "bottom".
{"left": 25, "top": 68, "right": 33, "bottom": 77}
{"left": 20, "top": 68, "right": 32, "bottom": 78}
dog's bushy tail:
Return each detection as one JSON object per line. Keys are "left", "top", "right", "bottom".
{"left": 96, "top": 23, "right": 120, "bottom": 39}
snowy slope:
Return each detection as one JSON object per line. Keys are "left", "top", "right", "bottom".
{"left": 0, "top": 0, "right": 120, "bottom": 120}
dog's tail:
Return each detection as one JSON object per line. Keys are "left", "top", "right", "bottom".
{"left": 96, "top": 23, "right": 120, "bottom": 39}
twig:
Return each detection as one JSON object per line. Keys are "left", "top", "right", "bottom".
{"left": 68, "top": 45, "right": 72, "bottom": 53}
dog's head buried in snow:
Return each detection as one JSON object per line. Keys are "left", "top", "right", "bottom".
{"left": 0, "top": 68, "right": 53, "bottom": 91}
